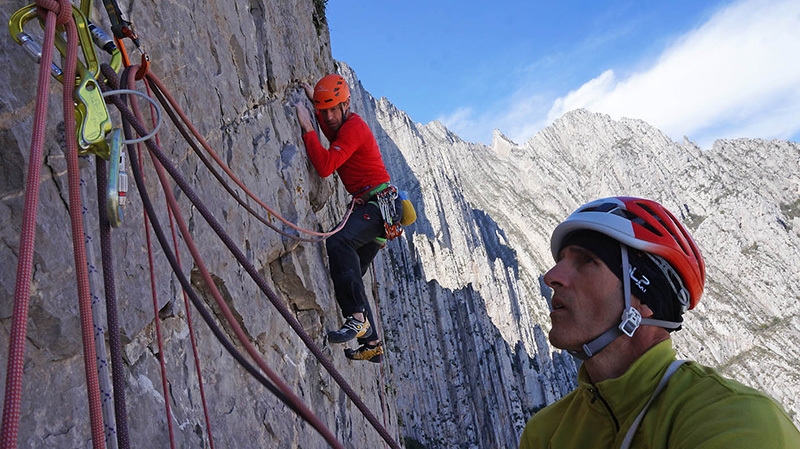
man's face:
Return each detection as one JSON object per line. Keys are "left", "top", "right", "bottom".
{"left": 318, "top": 101, "right": 348, "bottom": 132}
{"left": 544, "top": 245, "right": 624, "bottom": 351}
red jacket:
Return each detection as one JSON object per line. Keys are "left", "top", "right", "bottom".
{"left": 302, "top": 112, "right": 390, "bottom": 195}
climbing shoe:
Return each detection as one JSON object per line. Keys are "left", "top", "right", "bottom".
{"left": 327, "top": 316, "right": 371, "bottom": 343}
{"left": 345, "top": 341, "right": 384, "bottom": 363}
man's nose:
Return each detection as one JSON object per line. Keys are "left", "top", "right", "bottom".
{"left": 543, "top": 261, "right": 565, "bottom": 288}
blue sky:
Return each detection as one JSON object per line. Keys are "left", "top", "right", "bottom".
{"left": 326, "top": 0, "right": 800, "bottom": 149}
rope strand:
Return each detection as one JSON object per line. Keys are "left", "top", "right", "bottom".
{"left": 120, "top": 66, "right": 177, "bottom": 449}
{"left": 141, "top": 69, "right": 216, "bottom": 449}
{"left": 95, "top": 157, "right": 131, "bottom": 449}
{"left": 0, "top": 5, "right": 60, "bottom": 447}
{"left": 61, "top": 10, "right": 107, "bottom": 448}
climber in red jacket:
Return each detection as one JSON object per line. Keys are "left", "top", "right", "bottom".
{"left": 294, "top": 73, "right": 390, "bottom": 363}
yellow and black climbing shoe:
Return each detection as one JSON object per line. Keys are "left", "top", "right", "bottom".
{"left": 327, "top": 316, "right": 371, "bottom": 343}
{"left": 345, "top": 341, "right": 383, "bottom": 363}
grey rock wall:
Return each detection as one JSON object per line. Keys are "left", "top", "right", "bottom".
{"left": 1, "top": 1, "right": 406, "bottom": 448}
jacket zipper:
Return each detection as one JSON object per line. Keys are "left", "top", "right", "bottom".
{"left": 589, "top": 387, "right": 620, "bottom": 431}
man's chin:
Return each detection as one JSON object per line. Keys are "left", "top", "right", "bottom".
{"left": 547, "top": 332, "right": 567, "bottom": 350}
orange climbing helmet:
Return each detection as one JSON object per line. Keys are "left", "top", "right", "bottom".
{"left": 312, "top": 74, "right": 350, "bottom": 110}
{"left": 551, "top": 196, "right": 705, "bottom": 311}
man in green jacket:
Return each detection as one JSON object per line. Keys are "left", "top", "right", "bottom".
{"left": 520, "top": 196, "right": 800, "bottom": 448}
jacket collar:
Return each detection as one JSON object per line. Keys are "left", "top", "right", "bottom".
{"left": 577, "top": 340, "right": 677, "bottom": 418}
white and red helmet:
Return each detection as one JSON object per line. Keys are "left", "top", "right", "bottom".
{"left": 551, "top": 196, "right": 705, "bottom": 310}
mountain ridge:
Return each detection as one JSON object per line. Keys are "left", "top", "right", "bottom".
{"left": 361, "top": 73, "right": 800, "bottom": 432}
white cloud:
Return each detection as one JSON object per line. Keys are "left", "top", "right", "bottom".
{"left": 547, "top": 0, "right": 800, "bottom": 148}
{"left": 440, "top": 91, "right": 553, "bottom": 145}
{"left": 438, "top": 107, "right": 478, "bottom": 140}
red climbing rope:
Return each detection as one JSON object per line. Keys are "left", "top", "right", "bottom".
{"left": 142, "top": 173, "right": 178, "bottom": 449}
{"left": 2, "top": 2, "right": 106, "bottom": 448}
{"left": 166, "top": 205, "right": 216, "bottom": 449}
{"left": 59, "top": 7, "right": 107, "bottom": 448}
{"left": 121, "top": 65, "right": 178, "bottom": 449}
{"left": 0, "top": 3, "right": 61, "bottom": 446}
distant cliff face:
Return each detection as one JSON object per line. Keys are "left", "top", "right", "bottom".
{"left": 1, "top": 2, "right": 798, "bottom": 448}
{"left": 358, "top": 71, "right": 800, "bottom": 445}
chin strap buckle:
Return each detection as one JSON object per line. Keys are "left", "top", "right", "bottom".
{"left": 618, "top": 307, "right": 642, "bottom": 337}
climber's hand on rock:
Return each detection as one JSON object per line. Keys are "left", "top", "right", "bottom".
{"left": 301, "top": 82, "right": 314, "bottom": 102}
{"left": 295, "top": 103, "right": 314, "bottom": 133}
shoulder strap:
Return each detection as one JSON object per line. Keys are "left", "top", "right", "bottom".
{"left": 620, "top": 360, "right": 687, "bottom": 449}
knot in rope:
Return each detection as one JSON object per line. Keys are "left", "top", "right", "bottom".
{"left": 36, "top": 0, "right": 71, "bottom": 25}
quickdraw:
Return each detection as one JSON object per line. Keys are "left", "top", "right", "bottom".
{"left": 375, "top": 185, "right": 403, "bottom": 240}
{"left": 102, "top": 0, "right": 150, "bottom": 78}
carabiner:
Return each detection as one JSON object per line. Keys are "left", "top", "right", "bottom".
{"left": 8, "top": 5, "right": 62, "bottom": 77}
{"left": 9, "top": 3, "right": 122, "bottom": 83}
{"left": 105, "top": 128, "right": 127, "bottom": 227}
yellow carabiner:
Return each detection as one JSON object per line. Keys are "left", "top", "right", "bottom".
{"left": 8, "top": 3, "right": 104, "bottom": 84}
{"left": 7, "top": 5, "right": 62, "bottom": 77}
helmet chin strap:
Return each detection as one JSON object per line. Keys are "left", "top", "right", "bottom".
{"left": 568, "top": 245, "right": 680, "bottom": 360}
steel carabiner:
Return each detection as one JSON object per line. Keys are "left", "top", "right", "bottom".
{"left": 105, "top": 128, "right": 128, "bottom": 227}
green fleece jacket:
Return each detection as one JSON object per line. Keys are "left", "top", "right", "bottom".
{"left": 520, "top": 340, "right": 800, "bottom": 448}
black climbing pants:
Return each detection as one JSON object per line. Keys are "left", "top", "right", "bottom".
{"left": 326, "top": 201, "right": 384, "bottom": 343}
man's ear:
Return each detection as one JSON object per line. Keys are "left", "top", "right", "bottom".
{"left": 632, "top": 295, "right": 655, "bottom": 318}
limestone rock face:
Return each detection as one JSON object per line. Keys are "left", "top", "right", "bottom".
{"left": 365, "top": 95, "right": 800, "bottom": 446}
{"left": 1, "top": 2, "right": 798, "bottom": 449}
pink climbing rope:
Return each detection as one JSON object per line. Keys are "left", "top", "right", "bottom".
{"left": 60, "top": 7, "right": 107, "bottom": 448}
{"left": 0, "top": 3, "right": 61, "bottom": 446}
{"left": 2, "top": 1, "right": 106, "bottom": 447}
